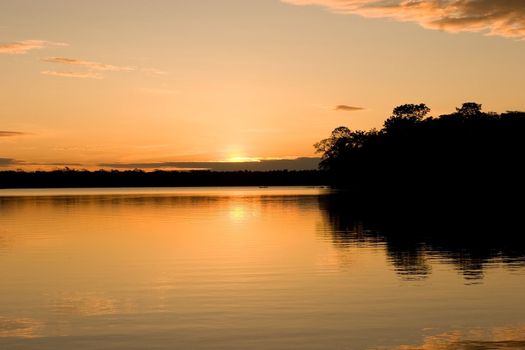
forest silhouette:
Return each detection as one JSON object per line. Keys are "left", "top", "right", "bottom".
{"left": 315, "top": 102, "right": 525, "bottom": 214}
{"left": 0, "top": 169, "right": 325, "bottom": 188}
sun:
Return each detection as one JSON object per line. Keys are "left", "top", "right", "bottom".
{"left": 226, "top": 156, "right": 260, "bottom": 163}
{"left": 223, "top": 146, "right": 259, "bottom": 163}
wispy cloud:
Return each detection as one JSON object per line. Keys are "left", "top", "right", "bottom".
{"left": 42, "top": 56, "right": 135, "bottom": 79}
{"left": 43, "top": 57, "right": 135, "bottom": 72}
{"left": 99, "top": 157, "right": 321, "bottom": 171}
{"left": 41, "top": 70, "right": 103, "bottom": 79}
{"left": 0, "top": 40, "right": 67, "bottom": 54}
{"left": 335, "top": 105, "right": 364, "bottom": 112}
{"left": 282, "top": 0, "right": 525, "bottom": 39}
{"left": 0, "top": 131, "right": 27, "bottom": 137}
{"left": 34, "top": 162, "right": 83, "bottom": 167}
{"left": 0, "top": 158, "right": 23, "bottom": 166}
{"left": 0, "top": 158, "right": 84, "bottom": 168}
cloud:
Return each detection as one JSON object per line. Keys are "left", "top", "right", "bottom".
{"left": 0, "top": 40, "right": 67, "bottom": 54}
{"left": 0, "top": 131, "right": 27, "bottom": 137}
{"left": 282, "top": 0, "right": 525, "bottom": 39}
{"left": 0, "top": 158, "right": 84, "bottom": 168}
{"left": 0, "top": 158, "right": 23, "bottom": 167}
{"left": 335, "top": 105, "right": 364, "bottom": 111}
{"left": 42, "top": 57, "right": 135, "bottom": 72}
{"left": 99, "top": 157, "right": 321, "bottom": 171}
{"left": 36, "top": 162, "right": 83, "bottom": 167}
{"left": 42, "top": 57, "right": 136, "bottom": 79}
{"left": 41, "top": 70, "right": 103, "bottom": 79}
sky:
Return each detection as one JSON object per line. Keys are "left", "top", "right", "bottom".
{"left": 1, "top": 0, "right": 525, "bottom": 170}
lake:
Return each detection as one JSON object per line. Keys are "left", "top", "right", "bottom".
{"left": 0, "top": 187, "right": 524, "bottom": 349}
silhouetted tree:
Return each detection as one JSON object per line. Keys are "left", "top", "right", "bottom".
{"left": 314, "top": 127, "right": 380, "bottom": 179}
{"left": 383, "top": 103, "right": 430, "bottom": 131}
{"left": 315, "top": 102, "right": 525, "bottom": 206}
{"left": 456, "top": 102, "right": 482, "bottom": 116}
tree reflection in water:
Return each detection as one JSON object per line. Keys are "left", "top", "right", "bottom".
{"left": 318, "top": 193, "right": 525, "bottom": 281}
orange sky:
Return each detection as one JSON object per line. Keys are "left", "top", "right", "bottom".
{"left": 1, "top": 0, "right": 524, "bottom": 170}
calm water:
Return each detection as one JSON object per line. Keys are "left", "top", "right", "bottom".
{"left": 0, "top": 187, "right": 524, "bottom": 350}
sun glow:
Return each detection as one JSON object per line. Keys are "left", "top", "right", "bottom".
{"left": 225, "top": 156, "right": 260, "bottom": 163}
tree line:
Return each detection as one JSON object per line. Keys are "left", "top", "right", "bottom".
{"left": 315, "top": 102, "right": 525, "bottom": 210}
{"left": 0, "top": 169, "right": 326, "bottom": 189}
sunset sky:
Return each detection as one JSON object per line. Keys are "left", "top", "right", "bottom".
{"left": 1, "top": 0, "right": 525, "bottom": 170}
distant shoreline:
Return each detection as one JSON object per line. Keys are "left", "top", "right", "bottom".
{"left": 0, "top": 169, "right": 328, "bottom": 189}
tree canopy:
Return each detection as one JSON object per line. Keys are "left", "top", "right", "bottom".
{"left": 315, "top": 103, "right": 525, "bottom": 202}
